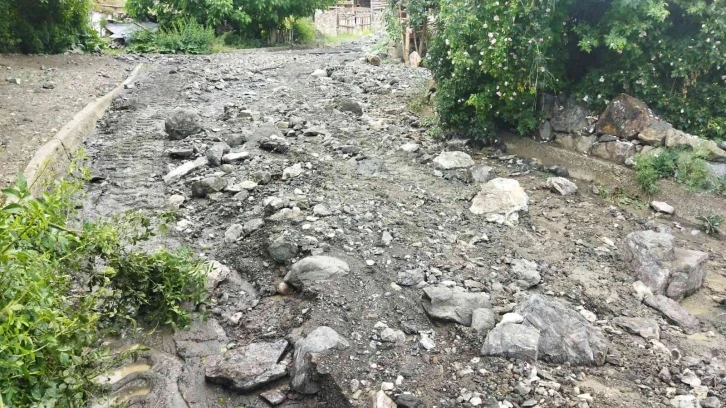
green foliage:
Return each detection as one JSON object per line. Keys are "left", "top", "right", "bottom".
{"left": 634, "top": 148, "right": 716, "bottom": 194}
{"left": 129, "top": 19, "right": 215, "bottom": 54}
{"left": 427, "top": 0, "right": 726, "bottom": 141}
{"left": 126, "top": 0, "right": 337, "bottom": 44}
{"left": 696, "top": 214, "right": 723, "bottom": 235}
{"left": 0, "top": 168, "right": 207, "bottom": 406}
{"left": 597, "top": 186, "right": 646, "bottom": 210}
{"left": 0, "top": 0, "right": 99, "bottom": 54}
{"left": 292, "top": 18, "right": 317, "bottom": 44}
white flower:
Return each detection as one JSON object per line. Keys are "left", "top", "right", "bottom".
{"left": 491, "top": 38, "right": 497, "bottom": 44}
{"left": 504, "top": 81, "right": 508, "bottom": 86}
{"left": 496, "top": 91, "right": 502, "bottom": 97}
{"left": 707, "top": 38, "right": 711, "bottom": 43}
{"left": 445, "top": 39, "right": 450, "bottom": 46}
{"left": 583, "top": 95, "right": 589, "bottom": 102}
{"left": 546, "top": 7, "right": 551, "bottom": 12}
{"left": 488, "top": 32, "right": 494, "bottom": 38}
{"left": 480, "top": 51, "right": 484, "bottom": 55}
{"left": 479, "top": 60, "right": 483, "bottom": 65}
{"left": 540, "top": 67, "right": 545, "bottom": 72}
{"left": 681, "top": 109, "right": 684, "bottom": 113}
{"left": 597, "top": 94, "right": 601, "bottom": 99}
{"left": 483, "top": 23, "right": 488, "bottom": 28}
{"left": 494, "top": 15, "right": 500, "bottom": 22}
{"left": 599, "top": 76, "right": 605, "bottom": 83}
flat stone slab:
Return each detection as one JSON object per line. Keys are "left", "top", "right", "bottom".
{"left": 204, "top": 340, "right": 288, "bottom": 391}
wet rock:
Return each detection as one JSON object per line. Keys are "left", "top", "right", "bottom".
{"left": 421, "top": 286, "right": 491, "bottom": 326}
{"left": 623, "top": 231, "right": 708, "bottom": 300}
{"left": 470, "top": 165, "right": 494, "bottom": 183}
{"left": 518, "top": 295, "right": 608, "bottom": 365}
{"left": 396, "top": 393, "right": 422, "bottom": 408}
{"left": 338, "top": 98, "right": 363, "bottom": 116}
{"left": 651, "top": 201, "right": 674, "bottom": 214}
{"left": 665, "top": 129, "right": 726, "bottom": 162}
{"left": 397, "top": 269, "right": 425, "bottom": 287}
{"left": 471, "top": 308, "right": 496, "bottom": 334}
{"left": 597, "top": 94, "right": 654, "bottom": 139}
{"left": 551, "top": 98, "right": 588, "bottom": 134}
{"left": 590, "top": 140, "right": 637, "bottom": 164}
{"left": 204, "top": 340, "right": 288, "bottom": 391}
{"left": 510, "top": 259, "right": 541, "bottom": 288}
{"left": 268, "top": 236, "right": 299, "bottom": 264}
{"left": 433, "top": 151, "right": 474, "bottom": 170}
{"left": 554, "top": 134, "right": 596, "bottom": 153}
{"left": 224, "top": 224, "right": 244, "bottom": 243}
{"left": 481, "top": 323, "right": 540, "bottom": 361}
{"left": 612, "top": 317, "right": 660, "bottom": 340}
{"left": 165, "top": 108, "right": 202, "bottom": 140}
{"left": 191, "top": 177, "right": 227, "bottom": 198}
{"left": 469, "top": 178, "right": 529, "bottom": 225}
{"left": 643, "top": 293, "right": 699, "bottom": 334}
{"left": 259, "top": 389, "right": 286, "bottom": 406}
{"left": 206, "top": 142, "right": 230, "bottom": 167}
{"left": 638, "top": 120, "right": 672, "bottom": 146}
{"left": 291, "top": 326, "right": 350, "bottom": 394}
{"left": 538, "top": 120, "right": 554, "bottom": 141}
{"left": 547, "top": 177, "right": 578, "bottom": 196}
{"left": 163, "top": 157, "right": 208, "bottom": 184}
{"left": 283, "top": 256, "right": 350, "bottom": 288}
{"left": 221, "top": 151, "right": 249, "bottom": 164}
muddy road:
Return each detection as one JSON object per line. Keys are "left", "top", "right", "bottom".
{"left": 84, "top": 39, "right": 726, "bottom": 408}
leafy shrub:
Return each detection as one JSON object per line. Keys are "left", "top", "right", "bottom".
{"left": 292, "top": 18, "right": 317, "bottom": 44}
{"left": 697, "top": 214, "right": 723, "bottom": 235}
{"left": 0, "top": 0, "right": 99, "bottom": 53}
{"left": 634, "top": 148, "right": 716, "bottom": 194}
{"left": 675, "top": 151, "right": 713, "bottom": 191}
{"left": 129, "top": 19, "right": 215, "bottom": 54}
{"left": 426, "top": 0, "right": 726, "bottom": 141}
{"left": 0, "top": 169, "right": 206, "bottom": 406}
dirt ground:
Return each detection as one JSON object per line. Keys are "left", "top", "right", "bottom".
{"left": 0, "top": 54, "right": 134, "bottom": 188}
{"left": 69, "top": 37, "right": 726, "bottom": 408}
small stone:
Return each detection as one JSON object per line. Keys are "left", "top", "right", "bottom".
{"left": 41, "top": 82, "right": 54, "bottom": 89}
{"left": 243, "top": 218, "right": 265, "bottom": 234}
{"left": 313, "top": 204, "right": 332, "bottom": 216}
{"left": 7, "top": 77, "right": 21, "bottom": 85}
{"left": 168, "top": 194, "right": 185, "bottom": 208}
{"left": 268, "top": 236, "right": 298, "bottom": 264}
{"left": 381, "top": 382, "right": 394, "bottom": 391}
{"left": 238, "top": 180, "right": 258, "bottom": 190}
{"left": 259, "top": 389, "right": 286, "bottom": 405}
{"left": 381, "top": 231, "right": 393, "bottom": 246}
{"left": 282, "top": 163, "right": 304, "bottom": 180}
{"left": 165, "top": 108, "right": 202, "bottom": 140}
{"left": 433, "top": 151, "right": 474, "bottom": 170}
{"left": 471, "top": 308, "right": 496, "bottom": 334}
{"left": 651, "top": 201, "right": 675, "bottom": 215}
{"left": 396, "top": 394, "right": 422, "bottom": 408}
{"left": 311, "top": 69, "right": 327, "bottom": 78}
{"left": 547, "top": 177, "right": 578, "bottom": 196}
{"left": 224, "top": 224, "right": 244, "bottom": 243}
{"left": 277, "top": 281, "right": 294, "bottom": 295}
{"left": 400, "top": 142, "right": 420, "bottom": 153}
{"left": 470, "top": 165, "right": 494, "bottom": 183}
{"left": 222, "top": 151, "right": 250, "bottom": 164}
{"left": 380, "top": 328, "right": 405, "bottom": 343}
{"left": 419, "top": 334, "right": 435, "bottom": 350}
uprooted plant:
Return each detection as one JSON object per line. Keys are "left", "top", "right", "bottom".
{"left": 0, "top": 164, "right": 208, "bottom": 407}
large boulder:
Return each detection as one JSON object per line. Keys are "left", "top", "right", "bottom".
{"left": 165, "top": 108, "right": 202, "bottom": 140}
{"left": 421, "top": 286, "right": 491, "bottom": 326}
{"left": 469, "top": 178, "right": 529, "bottom": 225}
{"left": 283, "top": 256, "right": 350, "bottom": 289}
{"left": 517, "top": 295, "right": 608, "bottom": 366}
{"left": 590, "top": 140, "right": 637, "bottom": 165}
{"left": 433, "top": 151, "right": 475, "bottom": 170}
{"left": 665, "top": 129, "right": 726, "bottom": 162}
{"left": 204, "top": 340, "right": 288, "bottom": 391}
{"left": 596, "top": 94, "right": 654, "bottom": 139}
{"left": 637, "top": 120, "right": 672, "bottom": 146}
{"left": 554, "top": 134, "right": 597, "bottom": 153}
{"left": 551, "top": 98, "right": 589, "bottom": 134}
{"left": 481, "top": 323, "right": 540, "bottom": 361}
{"left": 623, "top": 231, "right": 708, "bottom": 300}
{"left": 290, "top": 326, "right": 350, "bottom": 394}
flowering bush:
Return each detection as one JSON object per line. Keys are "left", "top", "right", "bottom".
{"left": 427, "top": 0, "right": 726, "bottom": 140}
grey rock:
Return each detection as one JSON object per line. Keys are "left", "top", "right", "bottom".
{"left": 163, "top": 157, "right": 208, "bottom": 184}
{"left": 251, "top": 171, "right": 272, "bottom": 185}
{"left": 651, "top": 201, "right": 675, "bottom": 215}
{"left": 41, "top": 82, "right": 55, "bottom": 89}
{"left": 670, "top": 395, "right": 701, "bottom": 408}
{"left": 356, "top": 158, "right": 382, "bottom": 176}
{"left": 252, "top": 122, "right": 282, "bottom": 141}
{"left": 341, "top": 145, "right": 361, "bottom": 155}
{"left": 165, "top": 108, "right": 202, "bottom": 140}
{"left": 665, "top": 128, "right": 726, "bottom": 162}
{"left": 191, "top": 177, "right": 227, "bottom": 198}
{"left": 259, "top": 138, "right": 289, "bottom": 154}
{"left": 471, "top": 308, "right": 496, "bottom": 334}
{"left": 597, "top": 94, "right": 654, "bottom": 138}
{"left": 644, "top": 294, "right": 699, "bottom": 334}
{"left": 598, "top": 134, "right": 618, "bottom": 143}
{"left": 313, "top": 204, "right": 332, "bottom": 217}
{"left": 481, "top": 323, "right": 540, "bottom": 361}
{"left": 433, "top": 151, "right": 474, "bottom": 170}
{"left": 421, "top": 286, "right": 491, "bottom": 326}
{"left": 702, "top": 397, "right": 721, "bottom": 408}
{"left": 283, "top": 256, "right": 350, "bottom": 288}
{"left": 269, "top": 236, "right": 299, "bottom": 264}
{"left": 6, "top": 77, "right": 21, "bottom": 85}
{"left": 204, "top": 340, "right": 288, "bottom": 391}
{"left": 259, "top": 389, "right": 286, "bottom": 406}
{"left": 511, "top": 259, "right": 541, "bottom": 288}
{"left": 380, "top": 328, "right": 406, "bottom": 343}
{"left": 221, "top": 151, "right": 249, "bottom": 164}
{"left": 538, "top": 120, "right": 554, "bottom": 141}
{"left": 590, "top": 140, "right": 637, "bottom": 165}
{"left": 547, "top": 177, "right": 578, "bottom": 196}
{"left": 708, "top": 162, "right": 726, "bottom": 178}
{"left": 223, "top": 133, "right": 246, "bottom": 147}
{"left": 168, "top": 148, "right": 195, "bottom": 159}
{"left": 551, "top": 98, "right": 588, "bottom": 134}
{"left": 206, "top": 142, "right": 230, "bottom": 167}
{"left": 638, "top": 120, "right": 672, "bottom": 146}
{"left": 380, "top": 231, "right": 393, "bottom": 246}
{"left": 518, "top": 295, "right": 608, "bottom": 365}
{"left": 224, "top": 224, "right": 244, "bottom": 243}
{"left": 282, "top": 163, "right": 304, "bottom": 180}
{"left": 612, "top": 317, "right": 660, "bottom": 340}
{"left": 397, "top": 269, "right": 425, "bottom": 287}
{"left": 374, "top": 390, "right": 397, "bottom": 408}
{"left": 469, "top": 178, "right": 529, "bottom": 225}
{"left": 291, "top": 326, "right": 349, "bottom": 394}
{"left": 396, "top": 394, "right": 422, "bottom": 408}
{"left": 400, "top": 142, "right": 420, "bottom": 153}
{"left": 243, "top": 218, "right": 265, "bottom": 234}
{"left": 470, "top": 165, "right": 494, "bottom": 183}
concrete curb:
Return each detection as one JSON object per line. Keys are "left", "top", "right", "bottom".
{"left": 22, "top": 63, "right": 144, "bottom": 196}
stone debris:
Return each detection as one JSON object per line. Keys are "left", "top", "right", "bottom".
{"left": 204, "top": 340, "right": 288, "bottom": 391}
{"left": 421, "top": 286, "right": 491, "bottom": 326}
{"left": 283, "top": 256, "right": 350, "bottom": 289}
{"left": 469, "top": 178, "right": 529, "bottom": 225}
{"left": 290, "top": 326, "right": 349, "bottom": 394}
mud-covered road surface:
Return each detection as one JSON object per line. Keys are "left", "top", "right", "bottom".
{"left": 83, "top": 39, "right": 726, "bottom": 408}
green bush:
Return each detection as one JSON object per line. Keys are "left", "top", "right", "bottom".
{"left": 292, "top": 18, "right": 317, "bottom": 44}
{"left": 427, "top": 0, "right": 726, "bottom": 140}
{"left": 129, "top": 19, "right": 215, "bottom": 54}
{"left": 0, "top": 169, "right": 207, "bottom": 406}
{"left": 634, "top": 148, "right": 716, "bottom": 194}
{"left": 0, "top": 0, "right": 99, "bottom": 53}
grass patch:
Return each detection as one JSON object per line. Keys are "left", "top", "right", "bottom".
{"left": 129, "top": 19, "right": 215, "bottom": 54}
{"left": 0, "top": 164, "right": 207, "bottom": 406}
{"left": 634, "top": 148, "right": 718, "bottom": 195}
{"left": 325, "top": 29, "right": 373, "bottom": 44}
